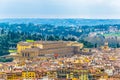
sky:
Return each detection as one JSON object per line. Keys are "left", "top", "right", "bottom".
{"left": 0, "top": 0, "right": 120, "bottom": 19}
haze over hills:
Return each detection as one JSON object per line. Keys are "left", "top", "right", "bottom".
{"left": 1, "top": 19, "right": 120, "bottom": 26}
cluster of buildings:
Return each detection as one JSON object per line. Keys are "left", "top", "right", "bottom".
{"left": 0, "top": 41, "right": 120, "bottom": 80}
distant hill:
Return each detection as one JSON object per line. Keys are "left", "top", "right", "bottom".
{"left": 0, "top": 18, "right": 120, "bottom": 26}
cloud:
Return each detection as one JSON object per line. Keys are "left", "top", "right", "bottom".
{"left": 0, "top": 0, "right": 120, "bottom": 18}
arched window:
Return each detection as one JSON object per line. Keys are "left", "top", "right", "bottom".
{"left": 28, "top": 53, "right": 30, "bottom": 57}
{"left": 24, "top": 53, "right": 27, "bottom": 57}
{"left": 22, "top": 53, "right": 24, "bottom": 57}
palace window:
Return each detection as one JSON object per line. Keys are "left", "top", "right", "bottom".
{"left": 22, "top": 53, "right": 24, "bottom": 57}
{"left": 28, "top": 53, "right": 30, "bottom": 57}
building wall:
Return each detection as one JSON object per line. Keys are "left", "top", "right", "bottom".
{"left": 22, "top": 71, "right": 36, "bottom": 79}
{"left": 17, "top": 44, "right": 32, "bottom": 54}
{"left": 17, "top": 41, "right": 83, "bottom": 58}
{"left": 21, "top": 50, "right": 39, "bottom": 58}
{"left": 33, "top": 43, "right": 43, "bottom": 49}
{"left": 39, "top": 47, "right": 74, "bottom": 57}
{"left": 42, "top": 42, "right": 67, "bottom": 49}
{"left": 67, "top": 42, "right": 83, "bottom": 49}
{"left": 6, "top": 73, "right": 22, "bottom": 80}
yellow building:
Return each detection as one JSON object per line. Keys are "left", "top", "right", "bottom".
{"left": 66, "top": 70, "right": 89, "bottom": 80}
{"left": 22, "top": 71, "right": 36, "bottom": 79}
{"left": 17, "top": 42, "right": 32, "bottom": 54}
{"left": 47, "top": 71, "right": 57, "bottom": 79}
{"left": 0, "top": 72, "right": 7, "bottom": 80}
{"left": 57, "top": 68, "right": 89, "bottom": 80}
{"left": 95, "top": 73, "right": 108, "bottom": 80}
{"left": 6, "top": 72, "right": 22, "bottom": 80}
{"left": 17, "top": 41, "right": 83, "bottom": 59}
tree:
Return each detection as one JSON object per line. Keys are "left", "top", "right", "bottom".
{"left": 78, "top": 39, "right": 94, "bottom": 48}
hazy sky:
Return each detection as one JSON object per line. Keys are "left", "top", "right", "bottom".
{"left": 0, "top": 0, "right": 120, "bottom": 19}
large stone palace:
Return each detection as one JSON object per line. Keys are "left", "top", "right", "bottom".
{"left": 17, "top": 41, "right": 83, "bottom": 59}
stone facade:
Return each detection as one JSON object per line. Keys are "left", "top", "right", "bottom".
{"left": 17, "top": 41, "right": 83, "bottom": 59}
